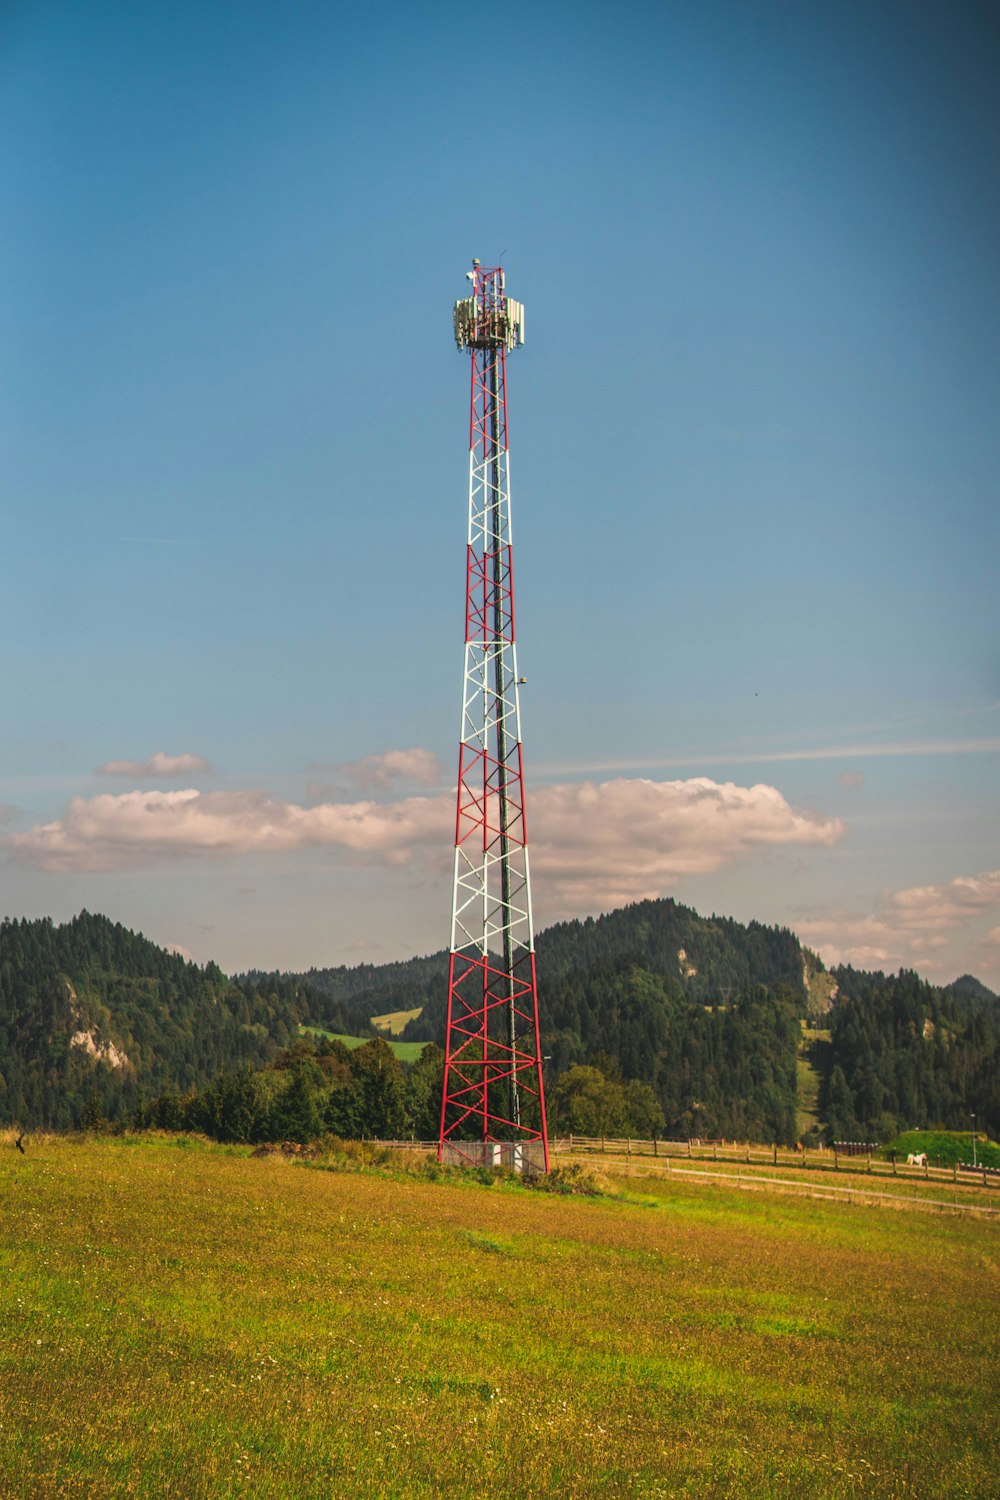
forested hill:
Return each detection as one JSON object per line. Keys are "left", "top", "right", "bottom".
{"left": 944, "top": 973, "right": 1000, "bottom": 1017}
{"left": 535, "top": 901, "right": 805, "bottom": 997}
{"left": 243, "top": 951, "right": 452, "bottom": 1039}
{"left": 822, "top": 966, "right": 1000, "bottom": 1140}
{"left": 290, "top": 897, "right": 807, "bottom": 1043}
{"left": 283, "top": 898, "right": 814, "bottom": 1144}
{"left": 286, "top": 899, "right": 999, "bottom": 1142}
{"left": 0, "top": 912, "right": 374, "bottom": 1130}
{"left": 5, "top": 906, "right": 998, "bottom": 1143}
{"left": 406, "top": 897, "right": 806, "bottom": 1042}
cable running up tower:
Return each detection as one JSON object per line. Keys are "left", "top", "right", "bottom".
{"left": 438, "top": 261, "right": 549, "bottom": 1172}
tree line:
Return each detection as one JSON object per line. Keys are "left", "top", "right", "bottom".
{"left": 139, "top": 1034, "right": 444, "bottom": 1144}
{"left": 820, "top": 967, "right": 999, "bottom": 1141}
{"left": 143, "top": 1035, "right": 667, "bottom": 1146}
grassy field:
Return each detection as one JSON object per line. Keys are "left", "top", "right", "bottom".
{"left": 558, "top": 1142, "right": 999, "bottom": 1215}
{"left": 370, "top": 1008, "right": 424, "bottom": 1037}
{"left": 299, "top": 1024, "right": 427, "bottom": 1064}
{"left": 1, "top": 1134, "right": 997, "bottom": 1499}
{"left": 796, "top": 1024, "right": 830, "bottom": 1140}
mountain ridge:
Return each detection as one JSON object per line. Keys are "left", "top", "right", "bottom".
{"left": 3, "top": 903, "right": 997, "bottom": 1140}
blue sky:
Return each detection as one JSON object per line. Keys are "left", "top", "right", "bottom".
{"left": 2, "top": 0, "right": 998, "bottom": 984}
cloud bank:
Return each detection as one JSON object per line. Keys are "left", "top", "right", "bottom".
{"left": 336, "top": 747, "right": 443, "bottom": 791}
{"left": 307, "top": 748, "right": 445, "bottom": 802}
{"left": 5, "top": 788, "right": 450, "bottom": 873}
{"left": 528, "top": 777, "right": 844, "bottom": 911}
{"left": 797, "top": 870, "right": 1000, "bottom": 976}
{"left": 2, "top": 773, "right": 845, "bottom": 916}
{"left": 95, "top": 752, "right": 212, "bottom": 778}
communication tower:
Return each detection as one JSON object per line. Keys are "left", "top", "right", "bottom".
{"left": 438, "top": 261, "right": 549, "bottom": 1172}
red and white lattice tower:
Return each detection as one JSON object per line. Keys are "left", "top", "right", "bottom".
{"left": 438, "top": 261, "right": 549, "bottom": 1172}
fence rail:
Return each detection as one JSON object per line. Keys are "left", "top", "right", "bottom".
{"left": 378, "top": 1135, "right": 996, "bottom": 1208}
{"left": 548, "top": 1134, "right": 996, "bottom": 1186}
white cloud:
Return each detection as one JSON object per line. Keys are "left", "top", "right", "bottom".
{"left": 982, "top": 927, "right": 1000, "bottom": 951}
{"left": 529, "top": 777, "right": 845, "bottom": 913}
{"left": 797, "top": 870, "right": 1000, "bottom": 978}
{"left": 797, "top": 934, "right": 895, "bottom": 971}
{"left": 2, "top": 775, "right": 845, "bottom": 910}
{"left": 336, "top": 748, "right": 444, "bottom": 791}
{"left": 307, "top": 748, "right": 445, "bottom": 802}
{"left": 885, "top": 871, "right": 1000, "bottom": 931}
{"left": 95, "top": 752, "right": 212, "bottom": 779}
{"left": 838, "top": 770, "right": 865, "bottom": 790}
{"left": 3, "top": 787, "right": 452, "bottom": 872}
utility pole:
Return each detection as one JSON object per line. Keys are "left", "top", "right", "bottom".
{"left": 437, "top": 262, "right": 549, "bottom": 1172}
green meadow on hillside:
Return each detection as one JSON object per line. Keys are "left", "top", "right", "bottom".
{"left": 1, "top": 1133, "right": 996, "bottom": 1499}
{"left": 300, "top": 1024, "right": 428, "bottom": 1066}
{"left": 370, "top": 1008, "right": 424, "bottom": 1037}
{"left": 883, "top": 1129, "right": 1000, "bottom": 1169}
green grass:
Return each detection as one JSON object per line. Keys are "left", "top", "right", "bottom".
{"left": 883, "top": 1129, "right": 1000, "bottom": 1169}
{"left": 1, "top": 1132, "right": 997, "bottom": 1498}
{"left": 299, "top": 1024, "right": 428, "bottom": 1064}
{"left": 796, "top": 1023, "right": 829, "bottom": 1140}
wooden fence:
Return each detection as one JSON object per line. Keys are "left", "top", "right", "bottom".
{"left": 551, "top": 1134, "right": 996, "bottom": 1186}
{"left": 380, "top": 1135, "right": 996, "bottom": 1208}
{"left": 380, "top": 1134, "right": 995, "bottom": 1194}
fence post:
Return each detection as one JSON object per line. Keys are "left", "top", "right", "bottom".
{"left": 687, "top": 1139, "right": 692, "bottom": 1158}
{"left": 601, "top": 1136, "right": 605, "bottom": 1154}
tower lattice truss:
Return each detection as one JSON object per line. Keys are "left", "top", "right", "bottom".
{"left": 438, "top": 263, "right": 549, "bottom": 1171}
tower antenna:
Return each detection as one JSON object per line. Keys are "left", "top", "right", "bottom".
{"left": 438, "top": 261, "right": 549, "bottom": 1173}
